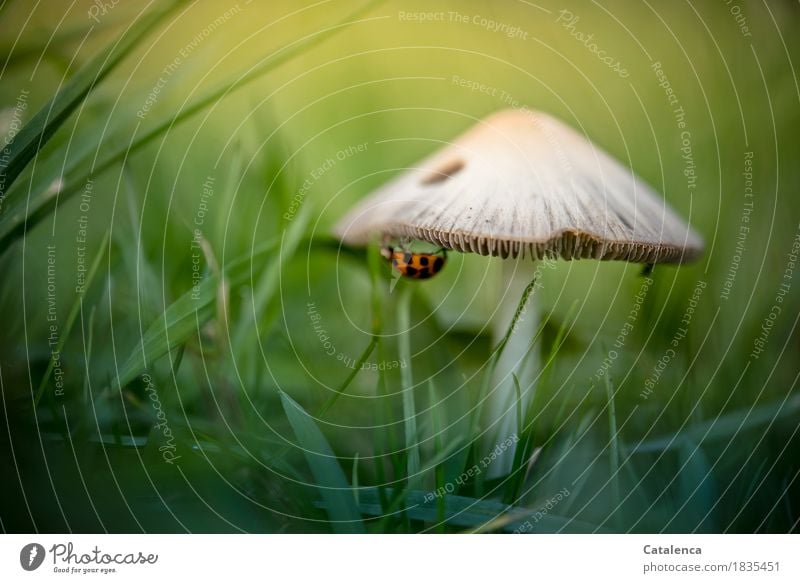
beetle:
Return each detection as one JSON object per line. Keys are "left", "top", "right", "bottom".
{"left": 380, "top": 244, "right": 447, "bottom": 280}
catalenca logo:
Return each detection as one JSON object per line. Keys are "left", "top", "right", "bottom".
{"left": 19, "top": 543, "right": 46, "bottom": 571}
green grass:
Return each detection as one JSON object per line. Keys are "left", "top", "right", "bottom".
{"left": 0, "top": 0, "right": 798, "bottom": 533}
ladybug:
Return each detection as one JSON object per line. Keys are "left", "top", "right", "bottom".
{"left": 381, "top": 245, "right": 446, "bottom": 280}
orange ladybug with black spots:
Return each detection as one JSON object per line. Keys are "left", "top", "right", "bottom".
{"left": 381, "top": 245, "right": 446, "bottom": 279}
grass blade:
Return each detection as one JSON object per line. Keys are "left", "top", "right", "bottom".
{"left": 472, "top": 275, "right": 539, "bottom": 434}
{"left": 0, "top": 0, "right": 384, "bottom": 250}
{"left": 0, "top": 1, "right": 180, "bottom": 197}
{"left": 353, "top": 488, "right": 604, "bottom": 533}
{"left": 675, "top": 438, "right": 718, "bottom": 532}
{"left": 81, "top": 306, "right": 96, "bottom": 405}
{"left": 505, "top": 299, "right": 578, "bottom": 502}
{"left": 280, "top": 391, "right": 365, "bottom": 533}
{"left": 35, "top": 230, "right": 109, "bottom": 406}
{"left": 397, "top": 285, "right": 420, "bottom": 487}
{"left": 630, "top": 395, "right": 800, "bottom": 453}
{"left": 114, "top": 238, "right": 279, "bottom": 390}
{"left": 512, "top": 373, "right": 523, "bottom": 436}
{"left": 428, "top": 379, "right": 446, "bottom": 531}
{"left": 352, "top": 452, "right": 360, "bottom": 507}
{"left": 232, "top": 200, "right": 310, "bottom": 352}
{"left": 468, "top": 275, "right": 538, "bottom": 495}
{"left": 604, "top": 373, "right": 621, "bottom": 525}
{"left": 316, "top": 338, "right": 377, "bottom": 417}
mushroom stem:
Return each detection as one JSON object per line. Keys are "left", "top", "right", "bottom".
{"left": 485, "top": 258, "right": 540, "bottom": 478}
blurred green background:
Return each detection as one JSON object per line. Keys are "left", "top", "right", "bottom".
{"left": 0, "top": 0, "right": 798, "bottom": 533}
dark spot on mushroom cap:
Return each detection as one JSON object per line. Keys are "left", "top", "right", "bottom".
{"left": 420, "top": 158, "right": 465, "bottom": 185}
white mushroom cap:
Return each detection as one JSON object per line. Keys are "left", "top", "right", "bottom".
{"left": 334, "top": 109, "right": 703, "bottom": 263}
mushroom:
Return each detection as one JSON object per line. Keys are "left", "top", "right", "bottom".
{"left": 334, "top": 109, "right": 703, "bottom": 476}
